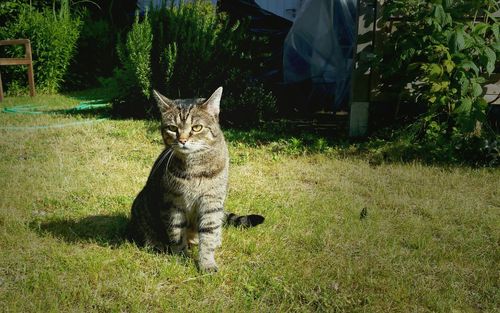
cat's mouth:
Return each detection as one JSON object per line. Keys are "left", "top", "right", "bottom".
{"left": 174, "top": 144, "right": 192, "bottom": 153}
{"left": 174, "top": 142, "right": 205, "bottom": 154}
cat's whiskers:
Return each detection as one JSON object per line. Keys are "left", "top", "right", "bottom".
{"left": 150, "top": 148, "right": 173, "bottom": 177}
{"left": 165, "top": 148, "right": 175, "bottom": 172}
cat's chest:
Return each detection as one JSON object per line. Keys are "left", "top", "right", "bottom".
{"left": 161, "top": 173, "right": 211, "bottom": 211}
{"left": 159, "top": 155, "right": 228, "bottom": 212}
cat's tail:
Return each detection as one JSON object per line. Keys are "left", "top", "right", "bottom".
{"left": 224, "top": 211, "right": 265, "bottom": 228}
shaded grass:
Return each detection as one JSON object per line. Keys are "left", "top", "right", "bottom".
{"left": 0, "top": 91, "right": 499, "bottom": 312}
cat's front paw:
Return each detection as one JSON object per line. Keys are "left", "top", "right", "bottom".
{"left": 199, "top": 260, "right": 219, "bottom": 273}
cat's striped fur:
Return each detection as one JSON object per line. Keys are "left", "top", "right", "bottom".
{"left": 128, "top": 87, "right": 264, "bottom": 272}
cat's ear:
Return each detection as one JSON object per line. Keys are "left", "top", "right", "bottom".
{"left": 201, "top": 87, "right": 222, "bottom": 117}
{"left": 152, "top": 89, "right": 175, "bottom": 114}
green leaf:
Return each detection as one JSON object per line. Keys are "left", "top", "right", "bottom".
{"left": 493, "top": 41, "right": 500, "bottom": 52}
{"left": 475, "top": 98, "right": 488, "bottom": 110}
{"left": 460, "top": 60, "right": 479, "bottom": 75}
{"left": 433, "top": 5, "right": 447, "bottom": 26}
{"left": 462, "top": 31, "right": 475, "bottom": 50}
{"left": 438, "top": 95, "right": 449, "bottom": 107}
{"left": 426, "top": 63, "right": 444, "bottom": 77}
{"left": 443, "top": 59, "right": 455, "bottom": 73}
{"left": 484, "top": 47, "right": 496, "bottom": 74}
{"left": 472, "top": 82, "right": 483, "bottom": 97}
{"left": 431, "top": 82, "right": 442, "bottom": 92}
{"left": 444, "top": 12, "right": 452, "bottom": 26}
{"left": 454, "top": 97, "right": 472, "bottom": 114}
{"left": 492, "top": 23, "right": 499, "bottom": 41}
{"left": 449, "top": 28, "right": 465, "bottom": 53}
{"left": 473, "top": 23, "right": 489, "bottom": 36}
{"left": 475, "top": 76, "right": 486, "bottom": 84}
{"left": 431, "top": 81, "right": 450, "bottom": 92}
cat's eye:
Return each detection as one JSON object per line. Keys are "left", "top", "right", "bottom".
{"left": 191, "top": 125, "right": 203, "bottom": 132}
{"left": 165, "top": 125, "right": 178, "bottom": 132}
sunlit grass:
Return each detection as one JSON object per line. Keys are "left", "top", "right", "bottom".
{"left": 0, "top": 91, "right": 499, "bottom": 312}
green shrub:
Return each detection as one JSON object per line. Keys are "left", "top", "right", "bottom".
{"left": 113, "top": 0, "right": 276, "bottom": 121}
{"left": 117, "top": 13, "right": 152, "bottom": 99}
{"left": 150, "top": 1, "right": 218, "bottom": 97}
{"left": 106, "top": 13, "right": 152, "bottom": 116}
{"left": 150, "top": 1, "right": 254, "bottom": 97}
{"left": 0, "top": 1, "right": 25, "bottom": 26}
{"left": 374, "top": 0, "right": 500, "bottom": 164}
{"left": 222, "top": 83, "right": 277, "bottom": 127}
{"left": 0, "top": 5, "right": 81, "bottom": 94}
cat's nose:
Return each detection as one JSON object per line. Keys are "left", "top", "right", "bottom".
{"left": 178, "top": 138, "right": 188, "bottom": 145}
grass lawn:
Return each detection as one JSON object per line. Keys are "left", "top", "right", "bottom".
{"left": 0, "top": 90, "right": 499, "bottom": 312}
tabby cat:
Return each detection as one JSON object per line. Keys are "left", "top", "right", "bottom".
{"left": 128, "top": 87, "right": 264, "bottom": 272}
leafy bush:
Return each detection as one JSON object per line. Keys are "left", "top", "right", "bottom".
{"left": 0, "top": 1, "right": 25, "bottom": 26}
{"left": 113, "top": 0, "right": 275, "bottom": 121}
{"left": 0, "top": 5, "right": 81, "bottom": 94}
{"left": 117, "top": 13, "right": 152, "bottom": 99}
{"left": 375, "top": 0, "right": 500, "bottom": 164}
{"left": 222, "top": 83, "right": 277, "bottom": 127}
{"left": 150, "top": 2, "right": 219, "bottom": 97}
{"left": 107, "top": 13, "right": 153, "bottom": 116}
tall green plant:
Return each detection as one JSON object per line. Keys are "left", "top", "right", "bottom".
{"left": 117, "top": 13, "right": 152, "bottom": 99}
{"left": 114, "top": 0, "right": 267, "bottom": 118}
{"left": 0, "top": 4, "right": 81, "bottom": 94}
{"left": 376, "top": 0, "right": 500, "bottom": 163}
{"left": 149, "top": 1, "right": 248, "bottom": 97}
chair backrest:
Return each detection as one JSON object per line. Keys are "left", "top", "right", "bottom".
{"left": 0, "top": 39, "right": 36, "bottom": 101}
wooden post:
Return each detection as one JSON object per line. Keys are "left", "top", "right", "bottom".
{"left": 0, "top": 72, "right": 3, "bottom": 102}
{"left": 349, "top": 0, "right": 378, "bottom": 137}
{"left": 0, "top": 39, "right": 36, "bottom": 101}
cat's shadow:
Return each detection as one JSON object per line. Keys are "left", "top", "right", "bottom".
{"left": 32, "top": 213, "right": 129, "bottom": 247}
{"left": 33, "top": 214, "right": 200, "bottom": 268}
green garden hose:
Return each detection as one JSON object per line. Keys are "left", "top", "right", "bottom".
{"left": 1, "top": 119, "right": 107, "bottom": 131}
{"left": 1, "top": 100, "right": 111, "bottom": 130}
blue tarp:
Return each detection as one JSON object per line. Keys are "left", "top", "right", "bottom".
{"left": 283, "top": 0, "right": 357, "bottom": 110}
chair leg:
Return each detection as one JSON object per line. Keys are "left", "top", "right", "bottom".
{"left": 27, "top": 63, "right": 35, "bottom": 97}
{"left": 0, "top": 71, "right": 4, "bottom": 102}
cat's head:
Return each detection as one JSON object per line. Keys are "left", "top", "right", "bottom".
{"left": 153, "top": 87, "right": 223, "bottom": 154}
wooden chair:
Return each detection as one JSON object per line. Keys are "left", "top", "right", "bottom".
{"left": 0, "top": 39, "right": 36, "bottom": 101}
